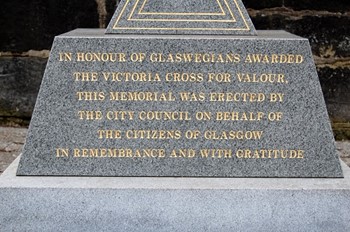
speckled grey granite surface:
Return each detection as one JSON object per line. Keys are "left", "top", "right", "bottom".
{"left": 17, "top": 29, "right": 343, "bottom": 177}
{"left": 106, "top": 0, "right": 257, "bottom": 35}
{"left": 3, "top": 157, "right": 350, "bottom": 231}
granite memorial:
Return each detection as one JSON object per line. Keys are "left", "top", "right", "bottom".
{"left": 16, "top": 0, "right": 343, "bottom": 177}
{"left": 1, "top": 0, "right": 350, "bottom": 230}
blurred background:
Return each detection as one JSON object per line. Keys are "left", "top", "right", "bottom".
{"left": 0, "top": 0, "right": 349, "bottom": 139}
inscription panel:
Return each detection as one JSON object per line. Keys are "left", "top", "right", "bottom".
{"left": 17, "top": 30, "right": 343, "bottom": 177}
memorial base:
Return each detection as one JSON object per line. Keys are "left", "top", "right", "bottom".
{"left": 1, "top": 157, "right": 350, "bottom": 231}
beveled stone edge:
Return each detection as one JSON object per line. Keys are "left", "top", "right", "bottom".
{"left": 1, "top": 155, "right": 348, "bottom": 190}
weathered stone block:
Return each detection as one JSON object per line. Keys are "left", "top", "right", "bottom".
{"left": 251, "top": 14, "right": 350, "bottom": 58}
{"left": 243, "top": 0, "right": 284, "bottom": 9}
{"left": 0, "top": 57, "right": 46, "bottom": 120}
{"left": 284, "top": 0, "right": 350, "bottom": 12}
{"left": 0, "top": 0, "right": 99, "bottom": 52}
{"left": 319, "top": 67, "right": 350, "bottom": 122}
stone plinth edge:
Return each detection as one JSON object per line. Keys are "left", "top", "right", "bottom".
{"left": 2, "top": 157, "right": 350, "bottom": 231}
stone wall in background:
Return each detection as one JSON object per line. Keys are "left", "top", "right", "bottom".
{"left": 0, "top": 0, "right": 349, "bottom": 139}
{"left": 244, "top": 0, "right": 350, "bottom": 140}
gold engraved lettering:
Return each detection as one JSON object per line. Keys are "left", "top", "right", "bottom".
{"left": 74, "top": 149, "right": 80, "bottom": 157}
{"left": 56, "top": 148, "right": 69, "bottom": 157}
{"left": 165, "top": 72, "right": 204, "bottom": 82}
{"left": 78, "top": 111, "right": 103, "bottom": 120}
{"left": 268, "top": 112, "right": 283, "bottom": 121}
{"left": 59, "top": 52, "right": 72, "bottom": 62}
{"left": 138, "top": 111, "right": 191, "bottom": 121}
{"left": 270, "top": 93, "right": 284, "bottom": 102}
{"left": 210, "top": 92, "right": 265, "bottom": 102}
{"left": 245, "top": 54, "right": 304, "bottom": 64}
{"left": 76, "top": 92, "right": 105, "bottom": 101}
{"left": 185, "top": 130, "right": 201, "bottom": 139}
{"left": 200, "top": 149, "right": 232, "bottom": 158}
{"left": 149, "top": 53, "right": 240, "bottom": 63}
{"left": 237, "top": 73, "right": 286, "bottom": 84}
{"left": 73, "top": 148, "right": 166, "bottom": 158}
{"left": 98, "top": 130, "right": 122, "bottom": 139}
{"left": 76, "top": 52, "right": 126, "bottom": 62}
{"left": 106, "top": 111, "right": 134, "bottom": 120}
{"left": 130, "top": 53, "right": 146, "bottom": 62}
{"left": 102, "top": 72, "right": 161, "bottom": 82}
{"left": 195, "top": 112, "right": 212, "bottom": 121}
{"left": 204, "top": 130, "right": 263, "bottom": 140}
{"left": 216, "top": 111, "right": 265, "bottom": 121}
{"left": 179, "top": 92, "right": 206, "bottom": 101}
{"left": 208, "top": 73, "right": 231, "bottom": 83}
{"left": 126, "top": 130, "right": 182, "bottom": 139}
{"left": 170, "top": 149, "right": 196, "bottom": 158}
{"left": 74, "top": 72, "right": 98, "bottom": 82}
{"left": 109, "top": 92, "right": 175, "bottom": 101}
{"left": 236, "top": 149, "right": 305, "bottom": 159}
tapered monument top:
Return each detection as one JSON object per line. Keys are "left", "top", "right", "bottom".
{"left": 106, "top": 0, "right": 257, "bottom": 35}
